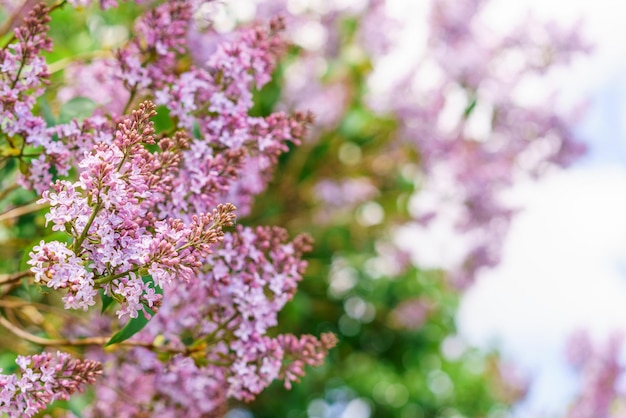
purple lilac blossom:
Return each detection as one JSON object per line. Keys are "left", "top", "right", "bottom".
{"left": 80, "top": 226, "right": 336, "bottom": 415}
{"left": 0, "top": 3, "right": 54, "bottom": 194}
{"left": 0, "top": 351, "right": 102, "bottom": 418}
{"left": 565, "top": 331, "right": 626, "bottom": 418}
{"left": 29, "top": 102, "right": 237, "bottom": 319}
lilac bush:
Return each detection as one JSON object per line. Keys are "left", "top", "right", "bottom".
{"left": 0, "top": 1, "right": 334, "bottom": 416}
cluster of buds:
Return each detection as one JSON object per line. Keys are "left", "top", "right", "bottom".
{"left": 0, "top": 352, "right": 102, "bottom": 418}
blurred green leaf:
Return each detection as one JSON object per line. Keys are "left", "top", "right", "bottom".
{"left": 59, "top": 97, "right": 97, "bottom": 124}
{"left": 463, "top": 97, "right": 477, "bottom": 119}
{"left": 37, "top": 96, "right": 57, "bottom": 127}
{"left": 153, "top": 105, "right": 174, "bottom": 134}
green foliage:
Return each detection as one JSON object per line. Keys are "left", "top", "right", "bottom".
{"left": 241, "top": 11, "right": 517, "bottom": 418}
{"left": 59, "top": 97, "right": 97, "bottom": 123}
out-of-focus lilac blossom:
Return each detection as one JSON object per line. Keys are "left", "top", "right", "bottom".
{"left": 208, "top": 0, "right": 588, "bottom": 286}
{"left": 388, "top": 297, "right": 433, "bottom": 331}
{"left": 565, "top": 331, "right": 625, "bottom": 418}
{"left": 58, "top": 59, "right": 128, "bottom": 115}
{"left": 280, "top": 56, "right": 349, "bottom": 131}
{"left": 314, "top": 178, "right": 379, "bottom": 223}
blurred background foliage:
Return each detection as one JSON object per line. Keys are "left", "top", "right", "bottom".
{"left": 240, "top": 10, "right": 524, "bottom": 418}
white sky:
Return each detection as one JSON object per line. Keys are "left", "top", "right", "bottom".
{"left": 459, "top": 167, "right": 626, "bottom": 414}
{"left": 458, "top": 0, "right": 626, "bottom": 415}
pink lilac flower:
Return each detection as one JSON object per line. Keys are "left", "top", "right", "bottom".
{"left": 388, "top": 298, "right": 434, "bottom": 331}
{"left": 314, "top": 178, "right": 379, "bottom": 223}
{"left": 0, "top": 351, "right": 102, "bottom": 418}
{"left": 0, "top": 3, "right": 56, "bottom": 194}
{"left": 57, "top": 59, "right": 129, "bottom": 115}
{"left": 116, "top": 0, "right": 192, "bottom": 97}
{"left": 157, "top": 36, "right": 312, "bottom": 214}
{"left": 79, "top": 226, "right": 336, "bottom": 415}
{"left": 29, "top": 102, "right": 236, "bottom": 318}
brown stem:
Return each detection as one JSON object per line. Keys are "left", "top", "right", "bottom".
{"left": 0, "top": 183, "right": 19, "bottom": 201}
{"left": 1, "top": 0, "right": 67, "bottom": 49}
{"left": 0, "top": 270, "right": 32, "bottom": 285}
{"left": 0, "top": 297, "right": 81, "bottom": 318}
{"left": 0, "top": 314, "right": 192, "bottom": 354}
{"left": 204, "top": 313, "right": 238, "bottom": 344}
{"left": 48, "top": 0, "right": 67, "bottom": 14}
{"left": 93, "top": 266, "right": 140, "bottom": 285}
{"left": 122, "top": 85, "right": 138, "bottom": 115}
{"left": 0, "top": 201, "right": 48, "bottom": 222}
{"left": 0, "top": 0, "right": 31, "bottom": 43}
{"left": 47, "top": 49, "right": 113, "bottom": 74}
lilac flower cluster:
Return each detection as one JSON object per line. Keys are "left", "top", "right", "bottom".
{"left": 0, "top": 0, "right": 336, "bottom": 414}
{"left": 1, "top": 3, "right": 117, "bottom": 194}
{"left": 156, "top": 17, "right": 312, "bottom": 216}
{"left": 0, "top": 3, "right": 53, "bottom": 193}
{"left": 58, "top": 60, "right": 128, "bottom": 114}
{"left": 82, "top": 226, "right": 336, "bottom": 415}
{"left": 55, "top": 9, "right": 311, "bottom": 218}
{"left": 28, "top": 102, "right": 236, "bottom": 319}
{"left": 0, "top": 3, "right": 50, "bottom": 139}
{"left": 117, "top": 0, "right": 192, "bottom": 97}
{"left": 0, "top": 351, "right": 102, "bottom": 418}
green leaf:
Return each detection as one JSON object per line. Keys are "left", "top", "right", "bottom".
{"left": 152, "top": 105, "right": 174, "bottom": 134}
{"left": 463, "top": 97, "right": 477, "bottom": 119}
{"left": 100, "top": 289, "right": 114, "bottom": 314}
{"left": 18, "top": 159, "right": 29, "bottom": 174}
{"left": 192, "top": 120, "right": 201, "bottom": 139}
{"left": 339, "top": 108, "right": 368, "bottom": 136}
{"left": 37, "top": 96, "right": 57, "bottom": 127}
{"left": 105, "top": 275, "right": 162, "bottom": 346}
{"left": 0, "top": 146, "right": 21, "bottom": 157}
{"left": 59, "top": 97, "right": 97, "bottom": 124}
{"left": 106, "top": 311, "right": 150, "bottom": 346}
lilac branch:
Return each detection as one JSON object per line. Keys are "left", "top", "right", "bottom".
{"left": 0, "top": 271, "right": 33, "bottom": 286}
{"left": 0, "top": 202, "right": 48, "bottom": 222}
{"left": 0, "top": 314, "right": 193, "bottom": 354}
